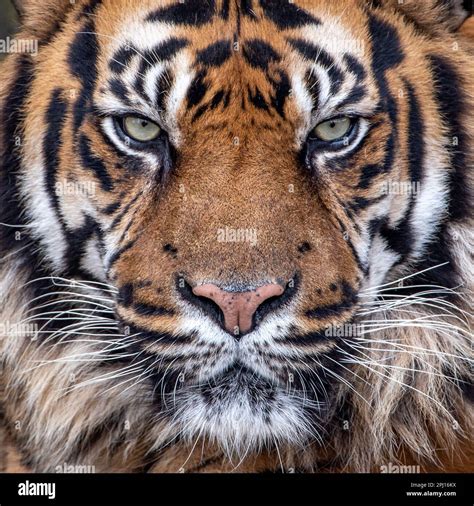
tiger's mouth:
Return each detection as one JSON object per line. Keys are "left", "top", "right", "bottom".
{"left": 197, "top": 363, "right": 282, "bottom": 400}
{"left": 165, "top": 360, "right": 327, "bottom": 452}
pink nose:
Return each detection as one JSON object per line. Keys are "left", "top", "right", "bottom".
{"left": 192, "top": 283, "right": 285, "bottom": 335}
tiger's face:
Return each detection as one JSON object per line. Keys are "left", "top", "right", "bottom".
{"left": 17, "top": 0, "right": 470, "bottom": 455}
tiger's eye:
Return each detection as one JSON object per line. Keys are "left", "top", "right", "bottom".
{"left": 312, "top": 117, "right": 352, "bottom": 142}
{"left": 123, "top": 116, "right": 161, "bottom": 142}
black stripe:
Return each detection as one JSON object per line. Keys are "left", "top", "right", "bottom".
{"left": 347, "top": 195, "right": 385, "bottom": 214}
{"left": 241, "top": 0, "right": 257, "bottom": 19}
{"left": 223, "top": 90, "right": 231, "bottom": 108}
{"left": 118, "top": 283, "right": 134, "bottom": 307}
{"left": 304, "top": 69, "right": 320, "bottom": 109}
{"left": 44, "top": 88, "right": 68, "bottom": 222}
{"left": 338, "top": 85, "right": 366, "bottom": 109}
{"left": 0, "top": 56, "right": 36, "bottom": 256}
{"left": 242, "top": 39, "right": 281, "bottom": 70}
{"left": 283, "top": 330, "right": 332, "bottom": 345}
{"left": 248, "top": 86, "right": 270, "bottom": 112}
{"left": 210, "top": 89, "right": 225, "bottom": 109}
{"left": 220, "top": 0, "right": 230, "bottom": 19}
{"left": 101, "top": 200, "right": 122, "bottom": 215}
{"left": 259, "top": 0, "right": 320, "bottom": 28}
{"left": 108, "top": 193, "right": 141, "bottom": 231}
{"left": 108, "top": 78, "right": 131, "bottom": 105}
{"left": 187, "top": 69, "right": 208, "bottom": 109}
{"left": 149, "top": 37, "right": 189, "bottom": 62}
{"left": 288, "top": 38, "right": 344, "bottom": 94}
{"left": 147, "top": 0, "right": 216, "bottom": 25}
{"left": 135, "top": 38, "right": 189, "bottom": 98}
{"left": 343, "top": 53, "right": 367, "bottom": 81}
{"left": 390, "top": 54, "right": 471, "bottom": 293}
{"left": 75, "top": 0, "right": 102, "bottom": 20}
{"left": 368, "top": 14, "right": 404, "bottom": 71}
{"left": 380, "top": 79, "right": 424, "bottom": 260}
{"left": 155, "top": 69, "right": 172, "bottom": 111}
{"left": 367, "top": 13, "right": 404, "bottom": 177}
{"left": 196, "top": 39, "right": 231, "bottom": 67}
{"left": 78, "top": 134, "right": 114, "bottom": 191}
{"left": 127, "top": 325, "right": 190, "bottom": 345}
{"left": 65, "top": 215, "right": 101, "bottom": 276}
{"left": 192, "top": 104, "right": 209, "bottom": 122}
{"left": 357, "top": 163, "right": 383, "bottom": 189}
{"left": 428, "top": 55, "right": 470, "bottom": 222}
{"left": 43, "top": 85, "right": 102, "bottom": 277}
{"left": 269, "top": 70, "right": 291, "bottom": 118}
{"left": 335, "top": 216, "right": 367, "bottom": 274}
{"left": 133, "top": 303, "right": 176, "bottom": 317}
{"left": 107, "top": 238, "right": 137, "bottom": 271}
{"left": 109, "top": 44, "right": 137, "bottom": 74}
{"left": 68, "top": 20, "right": 98, "bottom": 133}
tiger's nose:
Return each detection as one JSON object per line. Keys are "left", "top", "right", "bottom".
{"left": 192, "top": 283, "right": 285, "bottom": 336}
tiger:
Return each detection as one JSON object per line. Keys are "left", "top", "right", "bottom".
{"left": 0, "top": 0, "right": 473, "bottom": 474}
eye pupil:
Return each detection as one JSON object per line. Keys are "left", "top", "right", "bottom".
{"left": 121, "top": 115, "right": 161, "bottom": 142}
{"left": 311, "top": 116, "right": 355, "bottom": 143}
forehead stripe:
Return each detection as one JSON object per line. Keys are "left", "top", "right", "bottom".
{"left": 155, "top": 70, "right": 172, "bottom": 111}
{"left": 343, "top": 53, "right": 367, "bottom": 81}
{"left": 241, "top": 0, "right": 258, "bottom": 19}
{"left": 259, "top": 0, "right": 320, "bottom": 29}
{"left": 186, "top": 69, "right": 208, "bottom": 109}
{"left": 196, "top": 39, "right": 232, "bottom": 67}
{"left": 337, "top": 85, "right": 367, "bottom": 109}
{"left": 220, "top": 0, "right": 230, "bottom": 19}
{"left": 146, "top": 0, "right": 216, "bottom": 26}
{"left": 110, "top": 44, "right": 137, "bottom": 74}
{"left": 133, "top": 38, "right": 189, "bottom": 99}
{"left": 108, "top": 78, "right": 131, "bottom": 106}
{"left": 137, "top": 37, "right": 190, "bottom": 76}
{"left": 242, "top": 38, "right": 281, "bottom": 71}
{"left": 288, "top": 38, "right": 344, "bottom": 95}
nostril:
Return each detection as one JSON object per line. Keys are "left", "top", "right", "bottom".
{"left": 195, "top": 282, "right": 289, "bottom": 335}
{"left": 176, "top": 279, "right": 225, "bottom": 328}
{"left": 253, "top": 276, "right": 299, "bottom": 326}
{"left": 177, "top": 275, "right": 299, "bottom": 336}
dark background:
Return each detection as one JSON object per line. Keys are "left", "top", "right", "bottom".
{"left": 0, "top": 0, "right": 19, "bottom": 60}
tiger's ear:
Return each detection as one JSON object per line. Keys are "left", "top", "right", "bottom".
{"left": 12, "top": 0, "right": 74, "bottom": 39}
{"left": 376, "top": 0, "right": 470, "bottom": 34}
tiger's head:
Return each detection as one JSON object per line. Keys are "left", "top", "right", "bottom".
{"left": 1, "top": 0, "right": 472, "bottom": 471}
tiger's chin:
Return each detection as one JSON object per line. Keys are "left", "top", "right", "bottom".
{"left": 165, "top": 365, "right": 323, "bottom": 459}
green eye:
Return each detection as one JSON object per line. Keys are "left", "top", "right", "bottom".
{"left": 312, "top": 117, "right": 353, "bottom": 142}
{"left": 122, "top": 116, "right": 161, "bottom": 142}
